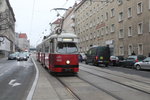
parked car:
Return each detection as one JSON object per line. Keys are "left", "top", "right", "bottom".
{"left": 110, "top": 56, "right": 125, "bottom": 66}
{"left": 23, "top": 51, "right": 30, "bottom": 58}
{"left": 85, "top": 46, "right": 110, "bottom": 66}
{"left": 78, "top": 54, "right": 83, "bottom": 62}
{"left": 117, "top": 56, "right": 125, "bottom": 66}
{"left": 121, "top": 55, "right": 146, "bottom": 68}
{"left": 134, "top": 57, "right": 150, "bottom": 70}
{"left": 80, "top": 53, "right": 86, "bottom": 62}
{"left": 110, "top": 56, "right": 119, "bottom": 66}
{"left": 8, "top": 53, "right": 17, "bottom": 60}
{"left": 17, "top": 52, "right": 28, "bottom": 61}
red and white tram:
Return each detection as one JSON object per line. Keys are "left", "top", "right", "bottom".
{"left": 36, "top": 33, "right": 79, "bottom": 74}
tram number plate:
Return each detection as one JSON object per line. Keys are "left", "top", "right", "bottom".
{"left": 64, "top": 68, "right": 72, "bottom": 72}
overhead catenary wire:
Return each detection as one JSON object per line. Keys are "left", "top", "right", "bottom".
{"left": 29, "top": 0, "right": 36, "bottom": 36}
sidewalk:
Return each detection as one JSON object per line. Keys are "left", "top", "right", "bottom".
{"left": 28, "top": 57, "right": 60, "bottom": 100}
{"left": 0, "top": 57, "right": 7, "bottom": 63}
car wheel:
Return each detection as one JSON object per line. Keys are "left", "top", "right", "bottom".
{"left": 136, "top": 65, "right": 141, "bottom": 70}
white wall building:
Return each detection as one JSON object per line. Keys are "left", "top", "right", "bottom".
{"left": 0, "top": 0, "right": 16, "bottom": 57}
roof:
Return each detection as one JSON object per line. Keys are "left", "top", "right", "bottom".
{"left": 52, "top": 18, "right": 62, "bottom": 24}
{"left": 19, "top": 34, "right": 27, "bottom": 38}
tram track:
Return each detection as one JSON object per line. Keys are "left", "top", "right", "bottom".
{"left": 41, "top": 63, "right": 150, "bottom": 100}
{"left": 75, "top": 76, "right": 122, "bottom": 100}
{"left": 80, "top": 63, "right": 150, "bottom": 85}
{"left": 56, "top": 75, "right": 119, "bottom": 100}
{"left": 55, "top": 76, "right": 81, "bottom": 100}
{"left": 79, "top": 63, "right": 150, "bottom": 95}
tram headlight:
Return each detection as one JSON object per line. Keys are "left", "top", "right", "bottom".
{"left": 66, "top": 60, "right": 70, "bottom": 64}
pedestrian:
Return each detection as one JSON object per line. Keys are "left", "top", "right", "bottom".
{"left": 131, "top": 51, "right": 136, "bottom": 55}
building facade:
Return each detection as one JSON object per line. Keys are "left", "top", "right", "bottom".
{"left": 0, "top": 0, "right": 16, "bottom": 57}
{"left": 18, "top": 33, "right": 30, "bottom": 51}
{"left": 62, "top": 3, "right": 78, "bottom": 33}
{"left": 75, "top": 0, "right": 150, "bottom": 57}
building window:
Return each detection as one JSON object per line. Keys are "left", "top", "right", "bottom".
{"left": 117, "top": 0, "right": 123, "bottom": 5}
{"left": 138, "top": 43, "right": 143, "bottom": 55}
{"left": 105, "top": 26, "right": 109, "bottom": 35}
{"left": 128, "top": 44, "right": 133, "bottom": 55}
{"left": 119, "top": 12, "right": 123, "bottom": 22}
{"left": 111, "top": 8, "right": 115, "bottom": 17}
{"left": 105, "top": 12, "right": 108, "bottom": 20}
{"left": 111, "top": 24, "right": 115, "bottom": 32}
{"left": 137, "top": 2, "right": 142, "bottom": 14}
{"left": 119, "top": 46, "right": 124, "bottom": 55}
{"left": 97, "top": 30, "right": 100, "bottom": 37}
{"left": 137, "top": 22, "right": 143, "bottom": 34}
{"left": 128, "top": 7, "right": 132, "bottom": 18}
{"left": 110, "top": 0, "right": 114, "bottom": 2}
{"left": 101, "top": 15, "right": 104, "bottom": 22}
{"left": 119, "top": 29, "right": 124, "bottom": 38}
{"left": 101, "top": 28, "right": 104, "bottom": 36}
{"left": 128, "top": 26, "right": 132, "bottom": 36}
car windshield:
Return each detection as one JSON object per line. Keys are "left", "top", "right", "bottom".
{"left": 127, "top": 58, "right": 135, "bottom": 60}
{"left": 9, "top": 53, "right": 16, "bottom": 56}
{"left": 18, "top": 53, "right": 26, "bottom": 57}
{"left": 57, "top": 42, "right": 78, "bottom": 54}
{"left": 128, "top": 56, "right": 137, "bottom": 59}
{"left": 143, "top": 57, "right": 150, "bottom": 62}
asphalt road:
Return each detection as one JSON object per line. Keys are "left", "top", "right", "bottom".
{"left": 0, "top": 57, "right": 36, "bottom": 100}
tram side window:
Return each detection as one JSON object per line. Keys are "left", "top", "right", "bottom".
{"left": 45, "top": 47, "right": 49, "bottom": 53}
{"left": 50, "top": 39, "right": 55, "bottom": 53}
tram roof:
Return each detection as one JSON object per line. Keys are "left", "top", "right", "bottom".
{"left": 50, "top": 33, "right": 78, "bottom": 38}
{"left": 36, "top": 33, "right": 78, "bottom": 47}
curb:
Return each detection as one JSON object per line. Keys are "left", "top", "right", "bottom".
{"left": 26, "top": 57, "right": 39, "bottom": 100}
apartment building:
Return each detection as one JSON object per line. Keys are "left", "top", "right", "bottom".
{"left": 18, "top": 33, "right": 30, "bottom": 51}
{"left": 62, "top": 3, "right": 78, "bottom": 33}
{"left": 74, "top": 0, "right": 150, "bottom": 57}
{"left": 0, "top": 0, "right": 16, "bottom": 57}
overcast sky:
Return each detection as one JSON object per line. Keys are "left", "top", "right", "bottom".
{"left": 9, "top": 0, "right": 78, "bottom": 47}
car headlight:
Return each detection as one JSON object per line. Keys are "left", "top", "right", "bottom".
{"left": 66, "top": 60, "right": 70, "bottom": 64}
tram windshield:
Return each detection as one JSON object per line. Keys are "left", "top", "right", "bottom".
{"left": 57, "top": 42, "right": 78, "bottom": 54}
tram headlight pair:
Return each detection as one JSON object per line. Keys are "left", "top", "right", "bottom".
{"left": 66, "top": 60, "right": 70, "bottom": 64}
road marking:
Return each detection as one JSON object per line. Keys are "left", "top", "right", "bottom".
{"left": 26, "top": 57, "right": 39, "bottom": 100}
{"left": 0, "top": 69, "right": 11, "bottom": 77}
{"left": 9, "top": 79, "right": 21, "bottom": 87}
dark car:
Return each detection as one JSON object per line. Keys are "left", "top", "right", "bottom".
{"left": 117, "top": 56, "right": 125, "bottom": 66}
{"left": 85, "top": 46, "right": 110, "bottom": 66}
{"left": 17, "top": 53, "right": 28, "bottom": 61}
{"left": 8, "top": 53, "right": 17, "bottom": 60}
{"left": 121, "top": 55, "right": 146, "bottom": 68}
